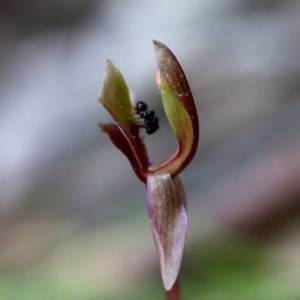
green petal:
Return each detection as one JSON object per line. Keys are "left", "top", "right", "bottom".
{"left": 150, "top": 41, "right": 199, "bottom": 176}
{"left": 98, "top": 61, "right": 149, "bottom": 180}
{"left": 98, "top": 60, "right": 135, "bottom": 135}
{"left": 147, "top": 174, "right": 187, "bottom": 291}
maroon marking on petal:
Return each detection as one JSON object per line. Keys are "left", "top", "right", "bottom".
{"left": 100, "top": 123, "right": 147, "bottom": 182}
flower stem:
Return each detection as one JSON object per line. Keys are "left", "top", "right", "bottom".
{"left": 165, "top": 277, "right": 181, "bottom": 300}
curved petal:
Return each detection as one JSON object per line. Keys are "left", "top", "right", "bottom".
{"left": 149, "top": 41, "right": 199, "bottom": 176}
{"left": 147, "top": 174, "right": 187, "bottom": 291}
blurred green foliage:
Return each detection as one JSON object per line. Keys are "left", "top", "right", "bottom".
{"left": 0, "top": 231, "right": 299, "bottom": 300}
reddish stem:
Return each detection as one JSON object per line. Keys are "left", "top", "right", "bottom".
{"left": 165, "top": 277, "right": 181, "bottom": 300}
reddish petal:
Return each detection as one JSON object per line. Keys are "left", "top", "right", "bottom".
{"left": 100, "top": 123, "right": 146, "bottom": 182}
{"left": 147, "top": 174, "right": 187, "bottom": 291}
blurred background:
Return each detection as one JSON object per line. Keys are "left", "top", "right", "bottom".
{"left": 1, "top": 0, "right": 300, "bottom": 299}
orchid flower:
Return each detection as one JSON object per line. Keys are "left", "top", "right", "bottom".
{"left": 98, "top": 41, "right": 199, "bottom": 294}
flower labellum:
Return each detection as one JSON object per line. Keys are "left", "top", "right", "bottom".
{"left": 98, "top": 41, "right": 199, "bottom": 291}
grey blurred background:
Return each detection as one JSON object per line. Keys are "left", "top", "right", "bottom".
{"left": 1, "top": 1, "right": 300, "bottom": 299}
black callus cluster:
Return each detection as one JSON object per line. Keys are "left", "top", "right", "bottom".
{"left": 136, "top": 101, "right": 159, "bottom": 134}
